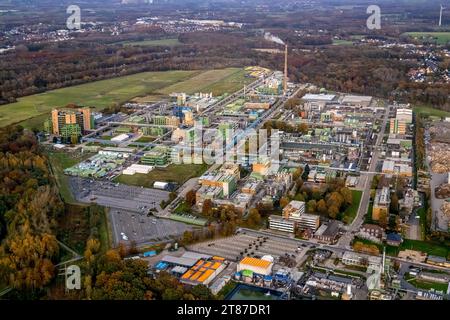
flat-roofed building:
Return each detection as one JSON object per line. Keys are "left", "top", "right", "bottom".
{"left": 341, "top": 95, "right": 373, "bottom": 107}
{"left": 282, "top": 200, "right": 305, "bottom": 219}
{"left": 244, "top": 102, "right": 270, "bottom": 110}
{"left": 372, "top": 187, "right": 390, "bottom": 221}
{"left": 382, "top": 160, "right": 395, "bottom": 174}
{"left": 426, "top": 255, "right": 450, "bottom": 268}
{"left": 342, "top": 251, "right": 381, "bottom": 268}
{"left": 268, "top": 215, "right": 295, "bottom": 233}
{"left": 302, "top": 93, "right": 336, "bottom": 102}
{"left": 141, "top": 146, "right": 171, "bottom": 166}
{"left": 252, "top": 160, "right": 271, "bottom": 176}
{"left": 180, "top": 256, "right": 226, "bottom": 286}
{"left": 390, "top": 108, "right": 412, "bottom": 134}
{"left": 295, "top": 213, "right": 320, "bottom": 231}
{"left": 237, "top": 256, "right": 273, "bottom": 276}
{"left": 396, "top": 108, "right": 413, "bottom": 123}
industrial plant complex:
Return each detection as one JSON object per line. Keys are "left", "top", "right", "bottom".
{"left": 37, "top": 59, "right": 450, "bottom": 301}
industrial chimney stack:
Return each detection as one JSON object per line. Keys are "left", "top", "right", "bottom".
{"left": 284, "top": 44, "right": 288, "bottom": 95}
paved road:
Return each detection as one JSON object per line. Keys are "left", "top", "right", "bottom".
{"left": 338, "top": 101, "right": 390, "bottom": 247}
{"left": 239, "top": 227, "right": 450, "bottom": 273}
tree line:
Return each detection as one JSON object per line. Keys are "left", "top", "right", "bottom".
{"left": 0, "top": 126, "right": 64, "bottom": 297}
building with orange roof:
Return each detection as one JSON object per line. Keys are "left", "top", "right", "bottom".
{"left": 180, "top": 256, "right": 226, "bottom": 286}
{"left": 237, "top": 256, "right": 273, "bottom": 275}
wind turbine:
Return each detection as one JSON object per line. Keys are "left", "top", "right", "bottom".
{"left": 439, "top": 4, "right": 444, "bottom": 27}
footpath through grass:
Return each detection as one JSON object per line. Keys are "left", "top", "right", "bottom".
{"left": 47, "top": 151, "right": 93, "bottom": 204}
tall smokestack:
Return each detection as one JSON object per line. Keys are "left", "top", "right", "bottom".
{"left": 284, "top": 44, "right": 288, "bottom": 95}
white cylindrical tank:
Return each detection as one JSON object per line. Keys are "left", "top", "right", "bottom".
{"left": 261, "top": 255, "right": 274, "bottom": 263}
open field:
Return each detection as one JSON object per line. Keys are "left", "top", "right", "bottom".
{"left": 413, "top": 105, "right": 450, "bottom": 118}
{"left": 332, "top": 39, "right": 354, "bottom": 46}
{"left": 0, "top": 70, "right": 197, "bottom": 128}
{"left": 114, "top": 163, "right": 208, "bottom": 188}
{"left": 135, "top": 136, "right": 156, "bottom": 143}
{"left": 406, "top": 277, "right": 449, "bottom": 292}
{"left": 341, "top": 190, "right": 363, "bottom": 224}
{"left": 156, "top": 68, "right": 253, "bottom": 96}
{"left": 353, "top": 235, "right": 449, "bottom": 258}
{"left": 403, "top": 32, "right": 450, "bottom": 45}
{"left": 118, "top": 38, "right": 181, "bottom": 47}
{"left": 386, "top": 239, "right": 450, "bottom": 257}
{"left": 0, "top": 68, "right": 249, "bottom": 129}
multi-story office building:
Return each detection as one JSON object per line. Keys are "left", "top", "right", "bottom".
{"left": 50, "top": 107, "right": 92, "bottom": 135}
{"left": 268, "top": 215, "right": 295, "bottom": 233}
{"left": 268, "top": 200, "right": 320, "bottom": 233}
{"left": 294, "top": 213, "right": 320, "bottom": 231}
{"left": 372, "top": 187, "right": 390, "bottom": 221}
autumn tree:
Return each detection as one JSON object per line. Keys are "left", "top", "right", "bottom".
{"left": 202, "top": 199, "right": 213, "bottom": 217}
{"left": 307, "top": 200, "right": 317, "bottom": 213}
{"left": 339, "top": 187, "right": 353, "bottom": 207}
{"left": 327, "top": 205, "right": 339, "bottom": 219}
{"left": 317, "top": 199, "right": 327, "bottom": 214}
{"left": 185, "top": 190, "right": 196, "bottom": 207}
{"left": 246, "top": 208, "right": 261, "bottom": 228}
{"left": 280, "top": 196, "right": 290, "bottom": 209}
{"left": 390, "top": 193, "right": 399, "bottom": 215}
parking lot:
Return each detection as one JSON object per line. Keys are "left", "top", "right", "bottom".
{"left": 70, "top": 177, "right": 170, "bottom": 213}
{"left": 110, "top": 208, "right": 193, "bottom": 246}
{"left": 188, "top": 233, "right": 308, "bottom": 262}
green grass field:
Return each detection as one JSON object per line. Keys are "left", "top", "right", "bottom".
{"left": 407, "top": 278, "right": 449, "bottom": 292}
{"left": 47, "top": 151, "right": 93, "bottom": 204}
{"left": 135, "top": 136, "right": 156, "bottom": 143}
{"left": 385, "top": 239, "right": 450, "bottom": 258}
{"left": 413, "top": 105, "right": 450, "bottom": 118}
{"left": 118, "top": 38, "right": 181, "bottom": 47}
{"left": 0, "top": 70, "right": 197, "bottom": 128}
{"left": 403, "top": 32, "right": 450, "bottom": 45}
{"left": 341, "top": 190, "right": 363, "bottom": 224}
{"left": 332, "top": 39, "right": 354, "bottom": 46}
{"left": 156, "top": 68, "right": 252, "bottom": 96}
{"left": 114, "top": 163, "right": 208, "bottom": 188}
{"left": 0, "top": 68, "right": 249, "bottom": 129}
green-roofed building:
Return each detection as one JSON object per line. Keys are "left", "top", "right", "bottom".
{"left": 141, "top": 146, "right": 171, "bottom": 166}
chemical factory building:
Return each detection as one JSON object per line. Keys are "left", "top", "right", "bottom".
{"left": 341, "top": 95, "right": 373, "bottom": 107}
{"left": 302, "top": 94, "right": 336, "bottom": 102}
{"left": 237, "top": 256, "right": 273, "bottom": 275}
{"left": 181, "top": 257, "right": 226, "bottom": 286}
